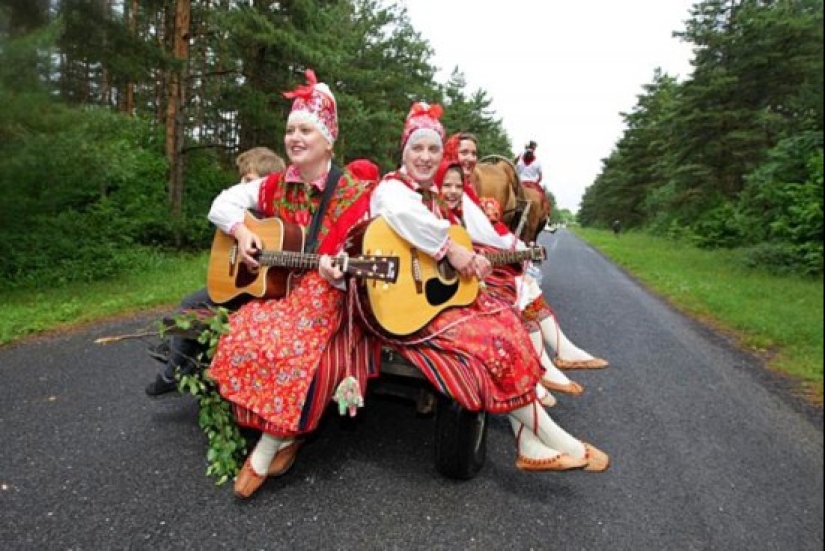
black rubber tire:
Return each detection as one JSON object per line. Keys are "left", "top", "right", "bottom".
{"left": 433, "top": 393, "right": 487, "bottom": 480}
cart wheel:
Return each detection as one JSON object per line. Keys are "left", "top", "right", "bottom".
{"left": 433, "top": 393, "right": 487, "bottom": 480}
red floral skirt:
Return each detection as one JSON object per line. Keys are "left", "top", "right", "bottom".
{"left": 209, "top": 273, "right": 377, "bottom": 437}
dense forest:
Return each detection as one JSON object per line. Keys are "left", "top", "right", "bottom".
{"left": 578, "top": 0, "right": 823, "bottom": 275}
{"left": 0, "top": 0, "right": 517, "bottom": 288}
{"left": 1, "top": 1, "right": 821, "bottom": 291}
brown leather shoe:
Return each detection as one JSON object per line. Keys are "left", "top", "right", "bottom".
{"left": 516, "top": 453, "right": 589, "bottom": 472}
{"left": 554, "top": 357, "right": 609, "bottom": 370}
{"left": 540, "top": 379, "right": 585, "bottom": 396}
{"left": 234, "top": 459, "right": 267, "bottom": 499}
{"left": 582, "top": 442, "right": 610, "bottom": 472}
{"left": 267, "top": 440, "right": 304, "bottom": 477}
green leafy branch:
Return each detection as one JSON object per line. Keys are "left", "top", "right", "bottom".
{"left": 160, "top": 308, "right": 248, "bottom": 486}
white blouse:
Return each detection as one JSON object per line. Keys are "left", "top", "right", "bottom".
{"left": 370, "top": 176, "right": 519, "bottom": 258}
{"left": 207, "top": 177, "right": 266, "bottom": 234}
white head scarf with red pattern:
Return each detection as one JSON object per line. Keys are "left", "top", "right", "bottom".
{"left": 284, "top": 69, "right": 338, "bottom": 144}
{"left": 401, "top": 102, "right": 445, "bottom": 153}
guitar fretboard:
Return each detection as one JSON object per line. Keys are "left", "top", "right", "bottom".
{"left": 484, "top": 249, "right": 543, "bottom": 266}
{"left": 257, "top": 250, "right": 323, "bottom": 270}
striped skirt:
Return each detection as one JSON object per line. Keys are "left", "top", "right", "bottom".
{"left": 209, "top": 273, "right": 379, "bottom": 438}
{"left": 381, "top": 274, "right": 542, "bottom": 414}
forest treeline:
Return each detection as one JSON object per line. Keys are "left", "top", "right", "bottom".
{"left": 1, "top": 1, "right": 821, "bottom": 292}
{"left": 0, "top": 0, "right": 525, "bottom": 289}
{"left": 578, "top": 0, "right": 823, "bottom": 276}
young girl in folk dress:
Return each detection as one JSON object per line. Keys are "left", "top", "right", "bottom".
{"left": 206, "top": 70, "right": 378, "bottom": 499}
{"left": 367, "top": 103, "right": 609, "bottom": 473}
{"left": 437, "top": 161, "right": 562, "bottom": 407}
{"left": 444, "top": 132, "right": 609, "bottom": 372}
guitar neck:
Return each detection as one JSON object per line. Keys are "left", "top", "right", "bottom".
{"left": 255, "top": 250, "right": 397, "bottom": 283}
{"left": 257, "top": 250, "right": 324, "bottom": 271}
{"left": 483, "top": 249, "right": 540, "bottom": 266}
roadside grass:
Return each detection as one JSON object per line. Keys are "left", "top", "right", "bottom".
{"left": 3, "top": 232, "right": 823, "bottom": 406}
{"left": 0, "top": 253, "right": 209, "bottom": 346}
{"left": 574, "top": 228, "right": 824, "bottom": 404}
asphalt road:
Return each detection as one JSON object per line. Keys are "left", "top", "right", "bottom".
{"left": 1, "top": 229, "right": 822, "bottom": 550}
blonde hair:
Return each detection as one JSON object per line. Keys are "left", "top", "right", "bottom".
{"left": 235, "top": 147, "right": 285, "bottom": 179}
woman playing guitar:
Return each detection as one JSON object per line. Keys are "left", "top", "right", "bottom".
{"left": 436, "top": 162, "right": 579, "bottom": 406}
{"left": 367, "top": 103, "right": 609, "bottom": 474}
{"left": 206, "top": 70, "right": 378, "bottom": 499}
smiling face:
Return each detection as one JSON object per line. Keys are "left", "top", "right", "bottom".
{"left": 284, "top": 121, "right": 332, "bottom": 170}
{"left": 457, "top": 138, "right": 478, "bottom": 176}
{"left": 403, "top": 135, "right": 443, "bottom": 186}
{"left": 440, "top": 166, "right": 465, "bottom": 209}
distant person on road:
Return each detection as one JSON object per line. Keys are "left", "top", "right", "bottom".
{"left": 144, "top": 146, "right": 285, "bottom": 398}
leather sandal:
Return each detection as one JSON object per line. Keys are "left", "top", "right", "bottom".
{"left": 514, "top": 423, "right": 588, "bottom": 472}
{"left": 233, "top": 458, "right": 268, "bottom": 499}
{"left": 554, "top": 357, "right": 609, "bottom": 370}
{"left": 267, "top": 440, "right": 304, "bottom": 477}
{"left": 582, "top": 442, "right": 610, "bottom": 472}
{"left": 540, "top": 379, "right": 585, "bottom": 396}
{"left": 517, "top": 453, "right": 589, "bottom": 472}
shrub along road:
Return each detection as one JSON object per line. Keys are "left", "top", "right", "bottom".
{"left": 0, "top": 230, "right": 822, "bottom": 549}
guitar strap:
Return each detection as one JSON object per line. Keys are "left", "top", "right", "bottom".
{"left": 305, "top": 164, "right": 343, "bottom": 253}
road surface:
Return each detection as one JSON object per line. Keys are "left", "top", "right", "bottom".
{"left": 1, "top": 229, "right": 822, "bottom": 550}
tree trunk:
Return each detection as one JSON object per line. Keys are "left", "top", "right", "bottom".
{"left": 165, "top": 0, "right": 191, "bottom": 223}
{"left": 122, "top": 0, "right": 140, "bottom": 115}
{"left": 100, "top": 0, "right": 112, "bottom": 107}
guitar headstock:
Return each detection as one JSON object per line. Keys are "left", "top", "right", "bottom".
{"left": 339, "top": 255, "right": 400, "bottom": 284}
{"left": 528, "top": 244, "right": 547, "bottom": 263}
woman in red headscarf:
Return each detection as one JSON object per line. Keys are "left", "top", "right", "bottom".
{"left": 436, "top": 165, "right": 583, "bottom": 403}
{"left": 436, "top": 163, "right": 558, "bottom": 406}
{"left": 443, "top": 132, "right": 482, "bottom": 204}
{"left": 446, "top": 134, "right": 609, "bottom": 373}
{"left": 367, "top": 102, "right": 609, "bottom": 474}
{"left": 207, "top": 70, "right": 378, "bottom": 499}
{"left": 345, "top": 158, "right": 381, "bottom": 190}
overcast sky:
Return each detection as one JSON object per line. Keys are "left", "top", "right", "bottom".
{"left": 402, "top": 0, "right": 697, "bottom": 212}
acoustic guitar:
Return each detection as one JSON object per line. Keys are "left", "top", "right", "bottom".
{"left": 349, "top": 217, "right": 546, "bottom": 336}
{"left": 207, "top": 211, "right": 399, "bottom": 304}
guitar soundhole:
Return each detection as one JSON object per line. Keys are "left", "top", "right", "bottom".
{"left": 235, "top": 263, "right": 259, "bottom": 288}
{"left": 424, "top": 279, "right": 460, "bottom": 306}
{"left": 437, "top": 261, "right": 457, "bottom": 280}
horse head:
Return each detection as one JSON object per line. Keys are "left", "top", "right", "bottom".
{"left": 475, "top": 156, "right": 521, "bottom": 228}
{"left": 474, "top": 155, "right": 550, "bottom": 243}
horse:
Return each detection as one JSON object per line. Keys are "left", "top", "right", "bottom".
{"left": 520, "top": 179, "right": 552, "bottom": 244}
{"left": 472, "top": 156, "right": 520, "bottom": 229}
{"left": 472, "top": 156, "right": 550, "bottom": 243}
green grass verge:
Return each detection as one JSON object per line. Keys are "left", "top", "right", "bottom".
{"left": 0, "top": 252, "right": 209, "bottom": 346}
{"left": 575, "top": 228, "right": 823, "bottom": 403}
{"left": 3, "top": 234, "right": 823, "bottom": 406}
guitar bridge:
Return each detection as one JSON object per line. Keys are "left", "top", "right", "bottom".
{"left": 229, "top": 244, "right": 238, "bottom": 276}
{"left": 411, "top": 248, "right": 423, "bottom": 294}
